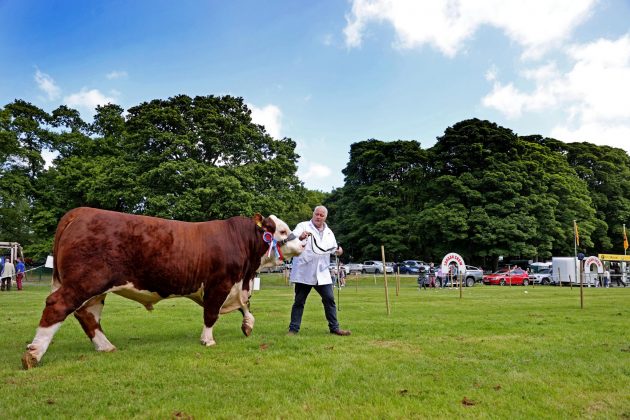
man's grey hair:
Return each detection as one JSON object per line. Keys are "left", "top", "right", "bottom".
{"left": 313, "top": 205, "right": 328, "bottom": 217}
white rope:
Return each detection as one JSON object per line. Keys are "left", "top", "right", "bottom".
{"left": 23, "top": 265, "right": 46, "bottom": 274}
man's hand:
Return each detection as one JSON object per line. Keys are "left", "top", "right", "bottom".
{"left": 298, "top": 232, "right": 310, "bottom": 241}
{"left": 335, "top": 246, "right": 343, "bottom": 256}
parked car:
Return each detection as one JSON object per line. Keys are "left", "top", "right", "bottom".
{"left": 435, "top": 265, "right": 483, "bottom": 287}
{"left": 345, "top": 262, "right": 363, "bottom": 274}
{"left": 396, "top": 260, "right": 419, "bottom": 274}
{"left": 483, "top": 267, "right": 529, "bottom": 286}
{"left": 528, "top": 268, "right": 553, "bottom": 285}
{"left": 362, "top": 260, "right": 394, "bottom": 274}
{"left": 464, "top": 265, "right": 484, "bottom": 286}
{"left": 396, "top": 260, "right": 429, "bottom": 274}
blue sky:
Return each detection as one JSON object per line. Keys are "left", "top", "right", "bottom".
{"left": 1, "top": 0, "right": 629, "bottom": 191}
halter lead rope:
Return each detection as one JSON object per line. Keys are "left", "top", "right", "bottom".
{"left": 309, "top": 234, "right": 337, "bottom": 255}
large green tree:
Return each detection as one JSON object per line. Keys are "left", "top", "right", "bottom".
{"left": 2, "top": 95, "right": 309, "bottom": 260}
{"left": 420, "top": 120, "right": 600, "bottom": 267}
{"left": 0, "top": 101, "right": 53, "bottom": 248}
{"left": 327, "top": 139, "right": 428, "bottom": 262}
{"left": 328, "top": 120, "right": 609, "bottom": 267}
{"left": 539, "top": 138, "right": 630, "bottom": 253}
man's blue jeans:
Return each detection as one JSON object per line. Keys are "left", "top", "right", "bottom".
{"left": 289, "top": 282, "right": 339, "bottom": 333}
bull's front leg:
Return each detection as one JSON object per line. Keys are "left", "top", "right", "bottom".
{"left": 218, "top": 279, "right": 256, "bottom": 337}
{"left": 200, "top": 283, "right": 232, "bottom": 347}
{"left": 200, "top": 325, "right": 216, "bottom": 347}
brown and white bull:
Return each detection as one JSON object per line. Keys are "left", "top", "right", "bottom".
{"left": 22, "top": 207, "right": 302, "bottom": 369}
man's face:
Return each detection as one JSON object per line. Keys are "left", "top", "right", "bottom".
{"left": 312, "top": 208, "right": 327, "bottom": 229}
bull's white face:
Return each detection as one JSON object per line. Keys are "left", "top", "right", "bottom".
{"left": 259, "top": 215, "right": 304, "bottom": 268}
{"left": 270, "top": 215, "right": 303, "bottom": 259}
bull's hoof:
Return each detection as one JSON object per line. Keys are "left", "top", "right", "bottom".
{"left": 21, "top": 351, "right": 38, "bottom": 370}
{"left": 241, "top": 324, "right": 253, "bottom": 337}
{"left": 201, "top": 339, "right": 216, "bottom": 347}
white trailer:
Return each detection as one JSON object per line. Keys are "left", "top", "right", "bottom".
{"left": 552, "top": 257, "right": 580, "bottom": 285}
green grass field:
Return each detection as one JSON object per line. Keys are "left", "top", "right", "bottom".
{"left": 1, "top": 275, "right": 628, "bottom": 419}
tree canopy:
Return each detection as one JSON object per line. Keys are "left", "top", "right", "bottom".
{"left": 326, "top": 119, "right": 629, "bottom": 268}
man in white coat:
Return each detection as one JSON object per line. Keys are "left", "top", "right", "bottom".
{"left": 287, "top": 206, "right": 351, "bottom": 336}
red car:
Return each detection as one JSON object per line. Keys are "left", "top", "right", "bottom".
{"left": 483, "top": 267, "right": 530, "bottom": 286}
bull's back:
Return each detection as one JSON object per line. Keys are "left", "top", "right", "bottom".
{"left": 53, "top": 208, "right": 255, "bottom": 296}
{"left": 54, "top": 208, "right": 202, "bottom": 293}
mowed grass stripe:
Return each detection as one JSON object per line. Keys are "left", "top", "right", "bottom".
{"left": 1, "top": 275, "right": 628, "bottom": 418}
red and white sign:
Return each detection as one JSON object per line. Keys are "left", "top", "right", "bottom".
{"left": 441, "top": 252, "right": 466, "bottom": 274}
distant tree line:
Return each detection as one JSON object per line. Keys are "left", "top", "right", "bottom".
{"left": 325, "top": 119, "right": 630, "bottom": 268}
{"left": 2, "top": 97, "right": 629, "bottom": 266}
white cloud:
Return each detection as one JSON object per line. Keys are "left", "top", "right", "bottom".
{"left": 344, "top": 0, "right": 596, "bottom": 58}
{"left": 484, "top": 64, "right": 498, "bottom": 82}
{"left": 299, "top": 162, "right": 332, "bottom": 181}
{"left": 248, "top": 103, "right": 283, "bottom": 138}
{"left": 64, "top": 88, "right": 116, "bottom": 116}
{"left": 34, "top": 69, "right": 61, "bottom": 100}
{"left": 482, "top": 75, "right": 558, "bottom": 118}
{"left": 106, "top": 70, "right": 128, "bottom": 80}
{"left": 483, "top": 34, "right": 630, "bottom": 153}
{"left": 551, "top": 123, "right": 630, "bottom": 152}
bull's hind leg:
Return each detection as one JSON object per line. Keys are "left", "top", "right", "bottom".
{"left": 74, "top": 294, "right": 116, "bottom": 352}
{"left": 22, "top": 287, "right": 98, "bottom": 369}
{"left": 238, "top": 306, "right": 255, "bottom": 337}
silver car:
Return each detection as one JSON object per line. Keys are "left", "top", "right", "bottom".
{"left": 362, "top": 260, "right": 394, "bottom": 274}
{"left": 345, "top": 262, "right": 363, "bottom": 273}
{"left": 528, "top": 268, "right": 553, "bottom": 285}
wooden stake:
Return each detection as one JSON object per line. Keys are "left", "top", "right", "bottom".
{"left": 381, "top": 245, "right": 390, "bottom": 315}
{"left": 580, "top": 261, "right": 584, "bottom": 309}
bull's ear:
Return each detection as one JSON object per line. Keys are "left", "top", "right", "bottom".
{"left": 253, "top": 213, "right": 264, "bottom": 228}
{"left": 262, "top": 216, "right": 276, "bottom": 233}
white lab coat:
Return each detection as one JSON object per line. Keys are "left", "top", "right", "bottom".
{"left": 289, "top": 221, "right": 338, "bottom": 286}
{"left": 1, "top": 261, "right": 16, "bottom": 280}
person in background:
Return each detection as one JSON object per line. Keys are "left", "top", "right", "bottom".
{"left": 287, "top": 205, "right": 351, "bottom": 336}
{"left": 338, "top": 263, "right": 346, "bottom": 287}
{"left": 15, "top": 257, "right": 25, "bottom": 291}
{"left": 417, "top": 264, "right": 428, "bottom": 290}
{"left": 611, "top": 263, "right": 627, "bottom": 287}
{"left": 436, "top": 266, "right": 444, "bottom": 287}
{"left": 1, "top": 256, "right": 16, "bottom": 291}
{"left": 428, "top": 262, "right": 436, "bottom": 288}
{"left": 603, "top": 268, "right": 610, "bottom": 288}
{"left": 448, "top": 264, "right": 458, "bottom": 287}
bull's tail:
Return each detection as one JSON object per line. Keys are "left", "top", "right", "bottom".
{"left": 51, "top": 209, "right": 82, "bottom": 291}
